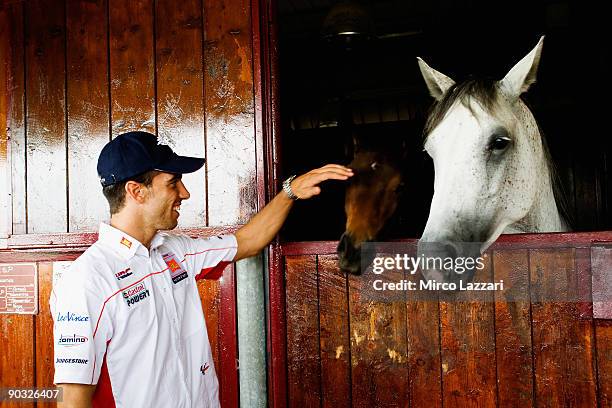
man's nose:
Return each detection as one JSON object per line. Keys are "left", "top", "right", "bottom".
{"left": 178, "top": 180, "right": 191, "bottom": 200}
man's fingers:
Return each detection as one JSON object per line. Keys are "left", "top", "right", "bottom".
{"left": 310, "top": 172, "right": 351, "bottom": 184}
{"left": 310, "top": 164, "right": 353, "bottom": 175}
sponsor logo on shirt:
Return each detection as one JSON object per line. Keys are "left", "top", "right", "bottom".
{"left": 115, "top": 267, "right": 133, "bottom": 281}
{"left": 56, "top": 358, "right": 88, "bottom": 364}
{"left": 58, "top": 334, "right": 88, "bottom": 347}
{"left": 120, "top": 237, "right": 132, "bottom": 249}
{"left": 56, "top": 312, "right": 90, "bottom": 323}
{"left": 162, "top": 253, "right": 188, "bottom": 284}
{"left": 200, "top": 363, "right": 210, "bottom": 375}
{"left": 122, "top": 282, "right": 150, "bottom": 307}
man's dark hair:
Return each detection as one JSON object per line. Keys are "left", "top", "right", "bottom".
{"left": 102, "top": 171, "right": 157, "bottom": 214}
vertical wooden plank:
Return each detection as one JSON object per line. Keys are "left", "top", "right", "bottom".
{"left": 155, "top": 0, "right": 207, "bottom": 229}
{"left": 25, "top": 0, "right": 67, "bottom": 233}
{"left": 0, "top": 264, "right": 35, "bottom": 408}
{"left": 285, "top": 255, "right": 321, "bottom": 407}
{"left": 199, "top": 277, "right": 221, "bottom": 375}
{"left": 109, "top": 0, "right": 155, "bottom": 137}
{"left": 406, "top": 285, "right": 442, "bottom": 407}
{"left": 35, "top": 262, "right": 55, "bottom": 408}
{"left": 1, "top": 1, "right": 26, "bottom": 234}
{"left": 596, "top": 320, "right": 612, "bottom": 408}
{"left": 66, "top": 0, "right": 110, "bottom": 231}
{"left": 493, "top": 249, "right": 534, "bottom": 407}
{"left": 318, "top": 255, "right": 351, "bottom": 407}
{"left": 439, "top": 253, "right": 497, "bottom": 408}
{"left": 218, "top": 264, "right": 238, "bottom": 408}
{"left": 0, "top": 2, "right": 11, "bottom": 237}
{"left": 348, "top": 264, "right": 409, "bottom": 407}
{"left": 530, "top": 248, "right": 598, "bottom": 407}
{"left": 203, "top": 0, "right": 257, "bottom": 225}
{"left": 592, "top": 246, "right": 612, "bottom": 319}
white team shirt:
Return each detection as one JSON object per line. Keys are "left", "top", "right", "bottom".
{"left": 50, "top": 223, "right": 237, "bottom": 408}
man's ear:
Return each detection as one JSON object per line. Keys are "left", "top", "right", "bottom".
{"left": 499, "top": 36, "right": 544, "bottom": 99}
{"left": 125, "top": 181, "right": 146, "bottom": 203}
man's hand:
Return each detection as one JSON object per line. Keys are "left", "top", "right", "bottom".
{"left": 234, "top": 164, "right": 353, "bottom": 260}
{"left": 289, "top": 164, "right": 354, "bottom": 199}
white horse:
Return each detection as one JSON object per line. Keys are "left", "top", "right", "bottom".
{"left": 417, "top": 37, "right": 568, "bottom": 283}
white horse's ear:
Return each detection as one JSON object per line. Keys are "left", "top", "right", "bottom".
{"left": 417, "top": 57, "right": 455, "bottom": 101}
{"left": 500, "top": 36, "right": 544, "bottom": 98}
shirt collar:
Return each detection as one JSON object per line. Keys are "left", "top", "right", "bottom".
{"left": 98, "top": 223, "right": 165, "bottom": 259}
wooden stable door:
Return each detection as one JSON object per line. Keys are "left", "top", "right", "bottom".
{"left": 278, "top": 234, "right": 612, "bottom": 408}
{"left": 1, "top": 0, "right": 267, "bottom": 406}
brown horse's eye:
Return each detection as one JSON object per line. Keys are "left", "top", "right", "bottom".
{"left": 371, "top": 162, "right": 379, "bottom": 171}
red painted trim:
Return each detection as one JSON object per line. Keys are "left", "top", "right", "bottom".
{"left": 267, "top": 242, "right": 287, "bottom": 408}
{"left": 5, "top": 225, "right": 241, "bottom": 250}
{"left": 251, "top": 0, "right": 266, "bottom": 213}
{"left": 280, "top": 231, "right": 612, "bottom": 256}
{"left": 219, "top": 264, "right": 239, "bottom": 408}
{"left": 0, "top": 249, "right": 83, "bottom": 262}
{"left": 257, "top": 0, "right": 287, "bottom": 404}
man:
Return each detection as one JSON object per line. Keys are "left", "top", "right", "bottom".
{"left": 51, "top": 131, "right": 353, "bottom": 407}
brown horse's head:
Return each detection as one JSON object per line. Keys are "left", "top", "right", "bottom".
{"left": 338, "top": 149, "right": 403, "bottom": 274}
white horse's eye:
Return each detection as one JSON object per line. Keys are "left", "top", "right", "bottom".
{"left": 489, "top": 136, "right": 512, "bottom": 152}
{"left": 371, "top": 162, "right": 379, "bottom": 170}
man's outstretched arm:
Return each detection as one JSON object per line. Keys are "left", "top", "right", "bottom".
{"left": 57, "top": 384, "right": 96, "bottom": 408}
{"left": 233, "top": 164, "right": 353, "bottom": 261}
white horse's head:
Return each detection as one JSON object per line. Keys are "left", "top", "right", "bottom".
{"left": 417, "top": 37, "right": 567, "bottom": 284}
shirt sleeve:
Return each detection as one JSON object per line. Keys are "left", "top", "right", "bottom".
{"left": 175, "top": 234, "right": 238, "bottom": 280}
{"left": 50, "top": 262, "right": 113, "bottom": 385}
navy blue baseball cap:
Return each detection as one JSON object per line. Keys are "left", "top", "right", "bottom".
{"left": 97, "top": 131, "right": 205, "bottom": 187}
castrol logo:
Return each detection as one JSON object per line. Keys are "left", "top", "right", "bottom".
{"left": 123, "top": 282, "right": 146, "bottom": 299}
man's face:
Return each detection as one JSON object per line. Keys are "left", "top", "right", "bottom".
{"left": 141, "top": 172, "right": 190, "bottom": 230}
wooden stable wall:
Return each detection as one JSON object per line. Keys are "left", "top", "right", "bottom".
{"left": 281, "top": 234, "right": 612, "bottom": 408}
{"left": 1, "top": 0, "right": 260, "bottom": 235}
{"left": 0, "top": 255, "right": 238, "bottom": 408}
{"left": 0, "top": 0, "right": 267, "bottom": 406}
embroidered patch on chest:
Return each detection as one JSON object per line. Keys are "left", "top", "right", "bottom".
{"left": 162, "top": 253, "right": 188, "bottom": 284}
{"left": 122, "top": 282, "right": 150, "bottom": 307}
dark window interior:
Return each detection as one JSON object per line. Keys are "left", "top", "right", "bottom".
{"left": 278, "top": 0, "right": 611, "bottom": 242}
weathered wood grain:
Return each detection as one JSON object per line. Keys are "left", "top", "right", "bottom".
{"left": 348, "top": 261, "right": 409, "bottom": 407}
{"left": 66, "top": 0, "right": 110, "bottom": 231}
{"left": 198, "top": 275, "right": 221, "bottom": 375}
{"left": 0, "top": 292, "right": 34, "bottom": 408}
{"left": 439, "top": 253, "right": 497, "bottom": 408}
{"left": 530, "top": 249, "right": 597, "bottom": 407}
{"left": 109, "top": 0, "right": 155, "bottom": 137}
{"left": 0, "top": 1, "right": 26, "bottom": 234}
{"left": 25, "top": 0, "right": 67, "bottom": 233}
{"left": 405, "top": 273, "right": 442, "bottom": 408}
{"left": 203, "top": 0, "right": 257, "bottom": 225}
{"left": 35, "top": 262, "right": 55, "bottom": 408}
{"left": 596, "top": 319, "right": 612, "bottom": 408}
{"left": 285, "top": 255, "right": 321, "bottom": 407}
{"left": 155, "top": 0, "right": 207, "bottom": 228}
{"left": 317, "top": 255, "right": 351, "bottom": 407}
{"left": 492, "top": 249, "right": 534, "bottom": 407}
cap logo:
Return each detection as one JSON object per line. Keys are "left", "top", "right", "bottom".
{"left": 120, "top": 237, "right": 132, "bottom": 249}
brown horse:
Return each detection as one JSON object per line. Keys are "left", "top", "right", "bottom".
{"left": 337, "top": 135, "right": 405, "bottom": 274}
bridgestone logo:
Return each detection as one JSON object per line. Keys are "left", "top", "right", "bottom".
{"left": 56, "top": 358, "right": 88, "bottom": 364}
{"left": 123, "top": 282, "right": 150, "bottom": 307}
